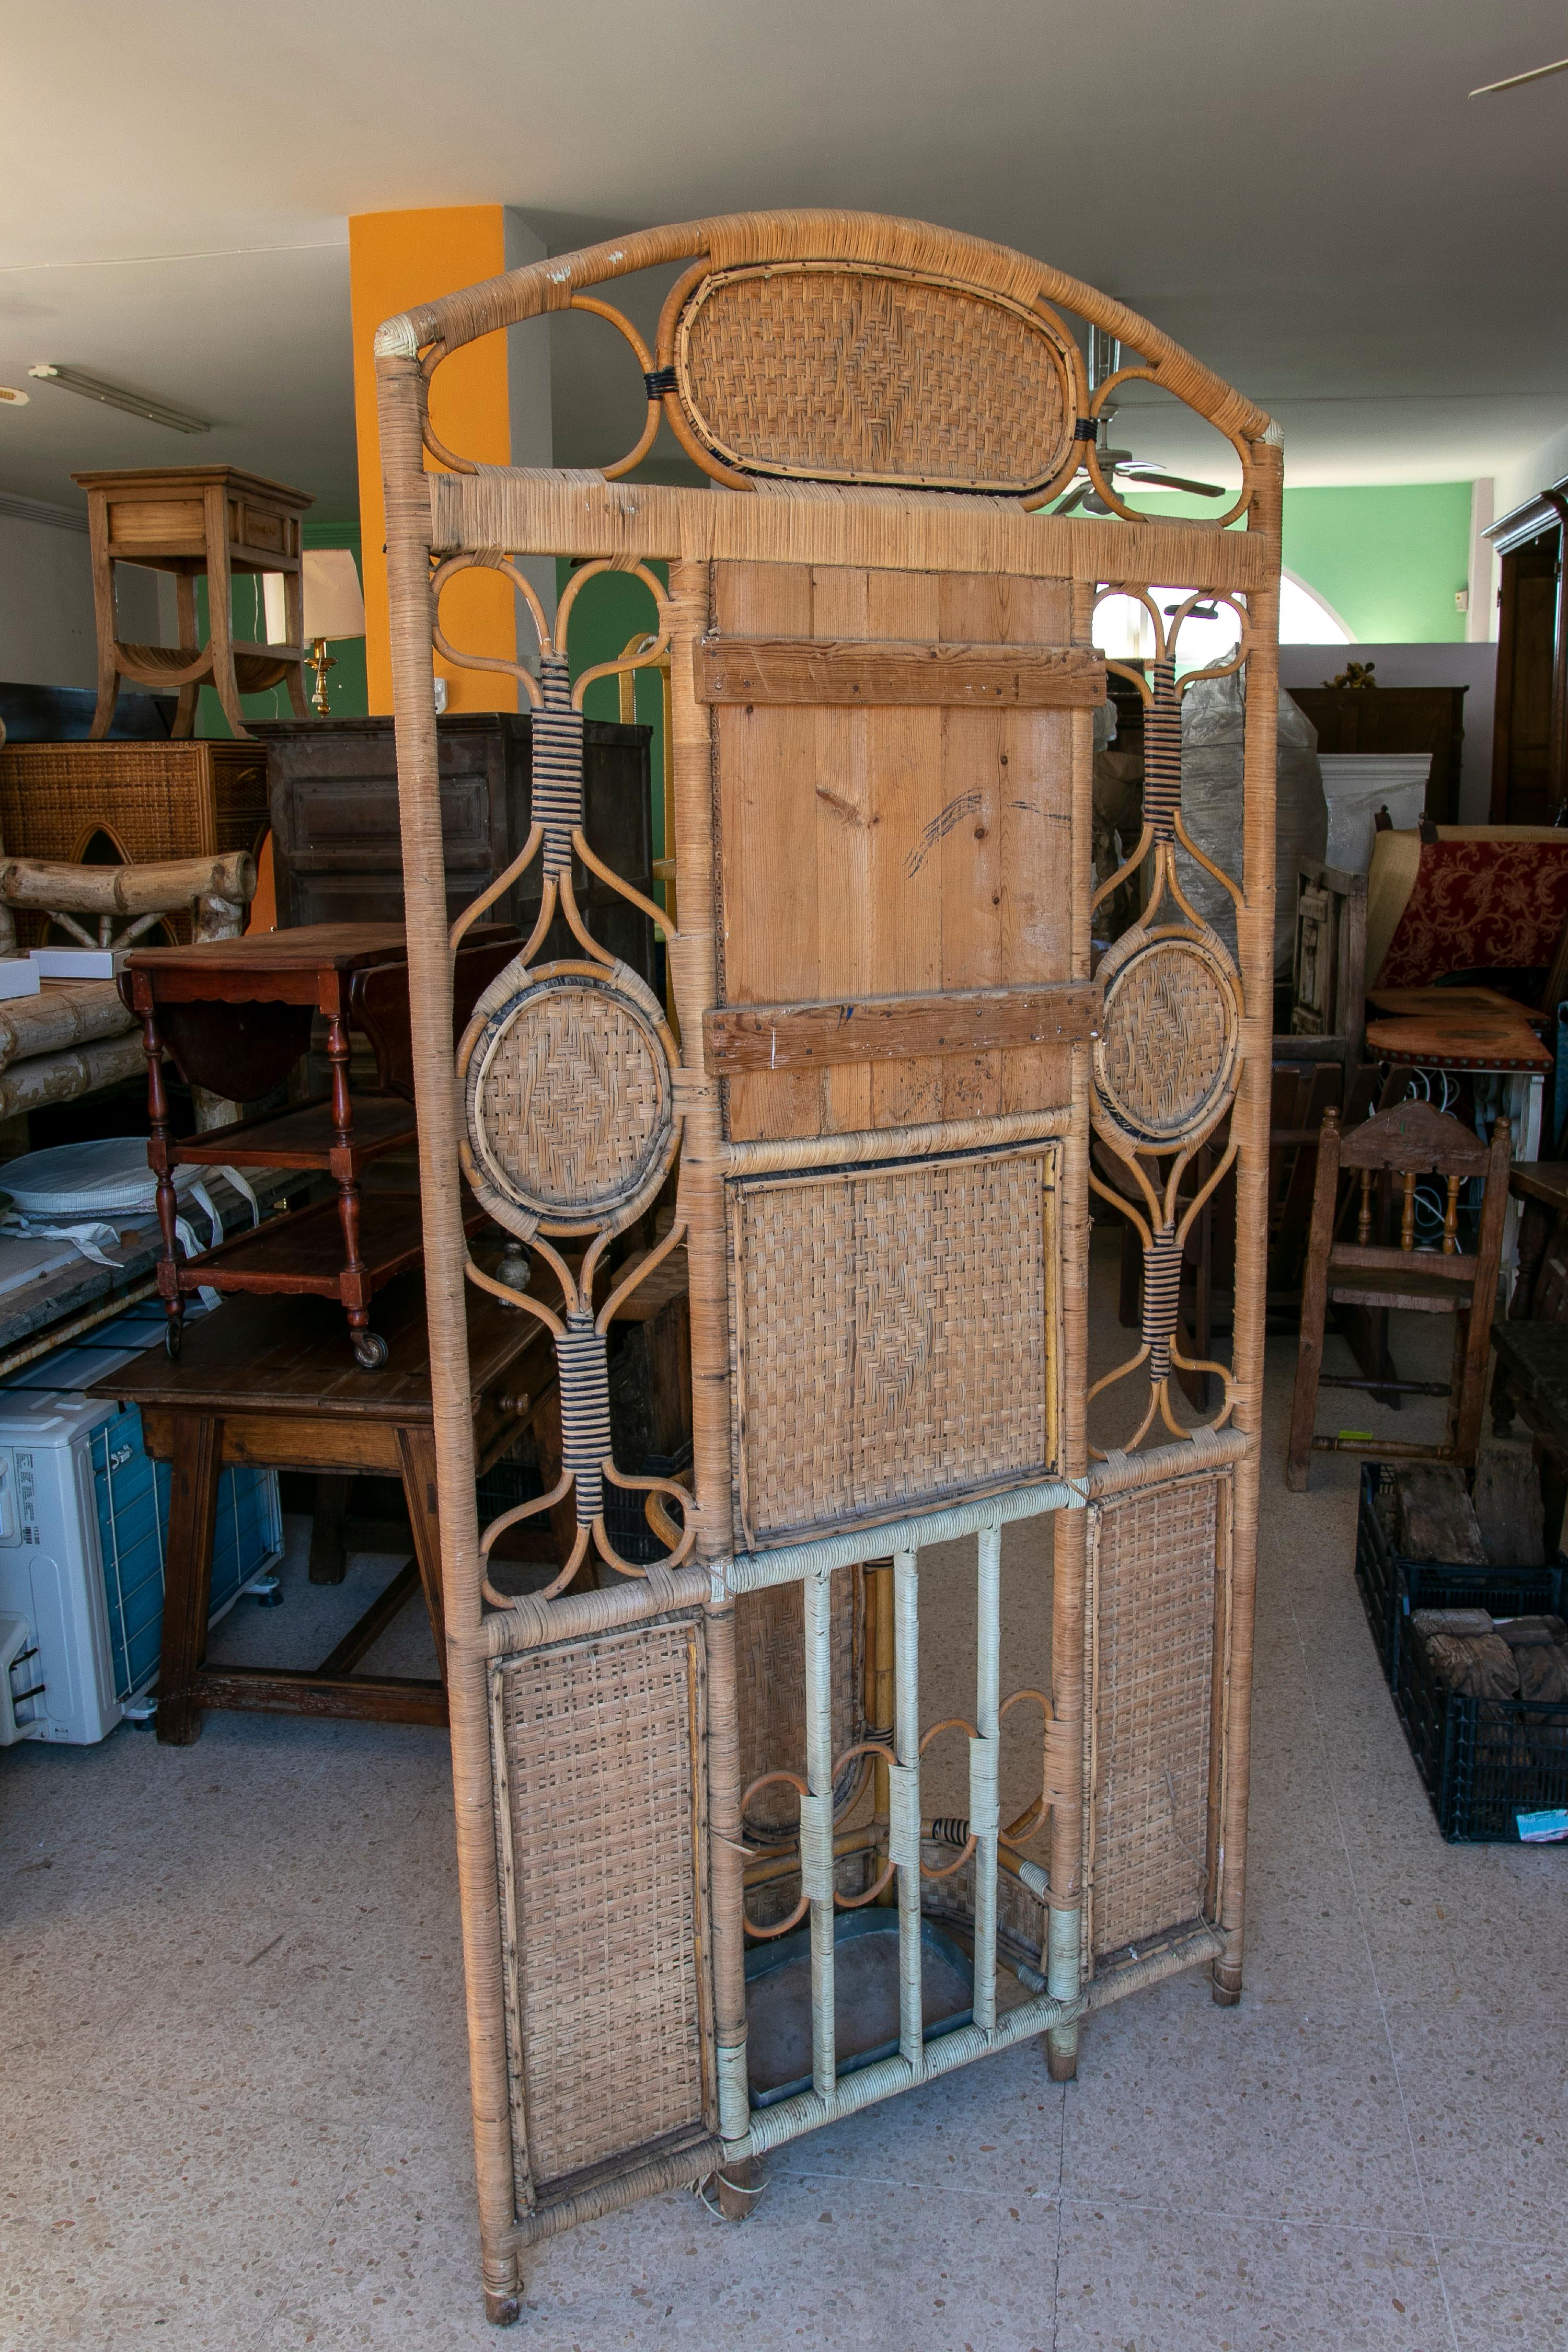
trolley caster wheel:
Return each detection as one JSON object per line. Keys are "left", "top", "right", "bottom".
{"left": 352, "top": 1331, "right": 389, "bottom": 1371}
{"left": 165, "top": 1322, "right": 183, "bottom": 1360}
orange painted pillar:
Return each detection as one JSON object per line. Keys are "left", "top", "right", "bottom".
{"left": 350, "top": 206, "right": 517, "bottom": 714}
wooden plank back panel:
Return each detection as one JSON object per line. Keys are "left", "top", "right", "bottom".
{"left": 713, "top": 563, "right": 1075, "bottom": 1142}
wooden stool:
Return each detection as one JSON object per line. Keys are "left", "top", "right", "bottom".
{"left": 72, "top": 465, "right": 313, "bottom": 742}
{"left": 94, "top": 1274, "right": 549, "bottom": 1744}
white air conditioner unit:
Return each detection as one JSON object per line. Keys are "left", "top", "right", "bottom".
{"left": 0, "top": 1305, "right": 282, "bottom": 1745}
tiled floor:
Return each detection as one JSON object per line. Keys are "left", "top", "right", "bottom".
{"left": 5, "top": 1293, "right": 1566, "bottom": 2349}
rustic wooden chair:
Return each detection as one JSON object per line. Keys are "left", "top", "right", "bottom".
{"left": 1285, "top": 1097, "right": 1511, "bottom": 1490}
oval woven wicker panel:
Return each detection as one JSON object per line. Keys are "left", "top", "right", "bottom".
{"left": 1094, "top": 934, "right": 1241, "bottom": 1148}
{"left": 465, "top": 966, "right": 676, "bottom": 1234}
{"left": 677, "top": 264, "right": 1074, "bottom": 492}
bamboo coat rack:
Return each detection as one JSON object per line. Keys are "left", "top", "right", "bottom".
{"left": 374, "top": 210, "right": 1281, "bottom": 2322}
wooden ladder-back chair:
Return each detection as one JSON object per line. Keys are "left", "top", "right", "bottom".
{"left": 1286, "top": 1098, "right": 1511, "bottom": 1491}
{"left": 373, "top": 208, "right": 1282, "bottom": 2323}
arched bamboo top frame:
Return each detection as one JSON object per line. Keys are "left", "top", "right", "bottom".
{"left": 375, "top": 209, "right": 1275, "bottom": 513}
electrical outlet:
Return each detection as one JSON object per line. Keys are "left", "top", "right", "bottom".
{"left": 1455, "top": 589, "right": 1469, "bottom": 612}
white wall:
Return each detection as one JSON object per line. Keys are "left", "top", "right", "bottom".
{"left": 1279, "top": 641, "right": 1497, "bottom": 823}
{"left": 0, "top": 494, "right": 158, "bottom": 694}
{"left": 1494, "top": 418, "right": 1568, "bottom": 528}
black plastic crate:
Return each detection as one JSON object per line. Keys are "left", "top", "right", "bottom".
{"left": 1393, "top": 1594, "right": 1568, "bottom": 1842}
{"left": 1354, "top": 1461, "right": 1568, "bottom": 1687}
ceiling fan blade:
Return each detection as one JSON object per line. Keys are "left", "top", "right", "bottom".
{"left": 1470, "top": 56, "right": 1568, "bottom": 97}
{"left": 1052, "top": 483, "right": 1091, "bottom": 515}
{"left": 1120, "top": 466, "right": 1227, "bottom": 498}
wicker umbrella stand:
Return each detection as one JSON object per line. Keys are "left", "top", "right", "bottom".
{"left": 374, "top": 210, "right": 1280, "bottom": 2321}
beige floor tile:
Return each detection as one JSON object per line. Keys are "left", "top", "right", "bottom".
{"left": 1062, "top": 1970, "right": 1428, "bottom": 2232}
{"left": 1052, "top": 2200, "right": 1450, "bottom": 2351}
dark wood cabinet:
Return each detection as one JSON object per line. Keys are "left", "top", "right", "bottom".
{"left": 1288, "top": 686, "right": 1468, "bottom": 826}
{"left": 1489, "top": 485, "right": 1567, "bottom": 826}
{"left": 255, "top": 711, "right": 657, "bottom": 988}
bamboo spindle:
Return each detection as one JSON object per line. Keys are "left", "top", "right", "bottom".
{"left": 1400, "top": 1169, "right": 1417, "bottom": 1252}
{"left": 1358, "top": 1169, "right": 1374, "bottom": 1247}
{"left": 802, "top": 1564, "right": 838, "bottom": 2094}
{"left": 970, "top": 1526, "right": 1002, "bottom": 2034}
{"left": 892, "top": 1547, "right": 924, "bottom": 2065}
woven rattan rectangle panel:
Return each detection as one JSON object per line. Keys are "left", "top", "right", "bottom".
{"left": 728, "top": 1142, "right": 1058, "bottom": 1549}
{"left": 1085, "top": 1472, "right": 1229, "bottom": 1960}
{"left": 490, "top": 1619, "right": 711, "bottom": 2197}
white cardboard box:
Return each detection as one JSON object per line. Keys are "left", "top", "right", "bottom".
{"left": 27, "top": 948, "right": 129, "bottom": 980}
{"left": 0, "top": 960, "right": 41, "bottom": 1001}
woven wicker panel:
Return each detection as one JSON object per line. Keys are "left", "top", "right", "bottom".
{"left": 730, "top": 1144, "right": 1056, "bottom": 1548}
{"left": 492, "top": 1620, "right": 709, "bottom": 2190}
{"left": 1094, "top": 933, "right": 1241, "bottom": 1148}
{"left": 462, "top": 962, "right": 677, "bottom": 1237}
{"left": 676, "top": 264, "right": 1074, "bottom": 492}
{"left": 0, "top": 742, "right": 268, "bottom": 945}
{"left": 1087, "top": 1475, "right": 1222, "bottom": 1958}
{"left": 736, "top": 1570, "right": 862, "bottom": 1838}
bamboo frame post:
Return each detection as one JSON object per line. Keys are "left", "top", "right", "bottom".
{"left": 664, "top": 556, "right": 756, "bottom": 2217}
{"left": 377, "top": 346, "right": 522, "bottom": 2326}
{"left": 1045, "top": 586, "right": 1097, "bottom": 2080}
{"left": 1212, "top": 429, "right": 1283, "bottom": 2006}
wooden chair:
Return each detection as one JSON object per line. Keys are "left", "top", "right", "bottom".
{"left": 1285, "top": 1098, "right": 1511, "bottom": 1490}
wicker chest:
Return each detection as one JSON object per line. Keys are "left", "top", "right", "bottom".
{"left": 0, "top": 737, "right": 269, "bottom": 863}
{"left": 0, "top": 739, "right": 270, "bottom": 946}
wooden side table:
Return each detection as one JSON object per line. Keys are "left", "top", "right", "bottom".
{"left": 123, "top": 923, "right": 516, "bottom": 1367}
{"left": 95, "top": 1275, "right": 550, "bottom": 1744}
{"left": 71, "top": 465, "right": 313, "bottom": 742}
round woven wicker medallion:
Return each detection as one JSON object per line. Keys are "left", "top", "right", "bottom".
{"left": 465, "top": 969, "right": 675, "bottom": 1232}
{"left": 1096, "top": 936, "right": 1240, "bottom": 1145}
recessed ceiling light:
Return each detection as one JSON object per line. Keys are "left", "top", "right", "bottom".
{"left": 26, "top": 363, "right": 209, "bottom": 435}
{"left": 0, "top": 386, "right": 29, "bottom": 407}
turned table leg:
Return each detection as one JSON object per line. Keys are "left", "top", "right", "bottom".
{"left": 141, "top": 1004, "right": 187, "bottom": 1358}
{"left": 156, "top": 1413, "right": 224, "bottom": 1745}
{"left": 397, "top": 1425, "right": 448, "bottom": 1681}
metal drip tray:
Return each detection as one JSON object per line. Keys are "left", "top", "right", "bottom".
{"left": 743, "top": 1910, "right": 974, "bottom": 2108}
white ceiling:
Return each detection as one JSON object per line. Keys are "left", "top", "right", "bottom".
{"left": 2, "top": 1, "right": 1566, "bottom": 516}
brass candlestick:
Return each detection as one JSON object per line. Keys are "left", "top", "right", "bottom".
{"left": 308, "top": 635, "right": 337, "bottom": 715}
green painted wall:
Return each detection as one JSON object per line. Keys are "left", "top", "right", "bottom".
{"left": 1281, "top": 483, "right": 1471, "bottom": 644}
{"left": 557, "top": 558, "right": 669, "bottom": 860}
{"left": 194, "top": 520, "right": 367, "bottom": 737}
{"left": 1122, "top": 481, "right": 1473, "bottom": 643}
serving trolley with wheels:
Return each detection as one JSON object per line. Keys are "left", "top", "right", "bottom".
{"left": 124, "top": 923, "right": 515, "bottom": 1368}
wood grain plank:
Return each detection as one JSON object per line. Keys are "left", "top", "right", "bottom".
{"left": 810, "top": 567, "right": 873, "bottom": 1134}
{"left": 704, "top": 981, "right": 1099, "bottom": 1071}
{"left": 866, "top": 569, "right": 945, "bottom": 1126}
{"left": 698, "top": 635, "right": 1105, "bottom": 708}
{"left": 713, "top": 561, "right": 820, "bottom": 1139}
{"left": 998, "top": 575, "right": 1076, "bottom": 1113}
{"left": 938, "top": 573, "right": 1006, "bottom": 1120}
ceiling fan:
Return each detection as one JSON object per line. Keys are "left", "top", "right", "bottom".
{"left": 1053, "top": 326, "right": 1227, "bottom": 515}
